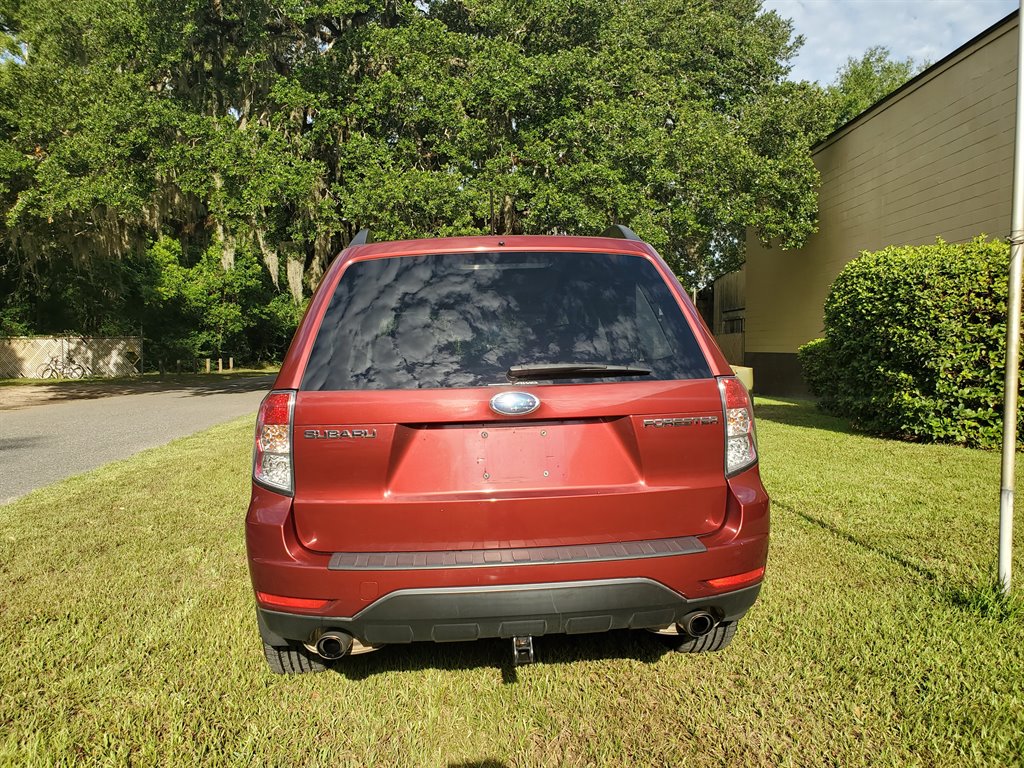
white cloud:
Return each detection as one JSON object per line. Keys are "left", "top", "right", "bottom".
{"left": 762, "top": 0, "right": 1018, "bottom": 83}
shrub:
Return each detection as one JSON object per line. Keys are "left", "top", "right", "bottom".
{"left": 796, "top": 337, "right": 835, "bottom": 406}
{"left": 798, "top": 236, "right": 1023, "bottom": 448}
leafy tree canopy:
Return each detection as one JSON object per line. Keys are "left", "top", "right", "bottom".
{"left": 826, "top": 45, "right": 922, "bottom": 131}
{"left": 0, "top": 0, "right": 833, "bottom": 361}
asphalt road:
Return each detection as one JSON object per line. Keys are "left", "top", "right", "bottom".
{"left": 0, "top": 375, "right": 274, "bottom": 504}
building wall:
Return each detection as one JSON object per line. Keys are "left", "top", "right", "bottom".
{"left": 745, "top": 15, "right": 1018, "bottom": 395}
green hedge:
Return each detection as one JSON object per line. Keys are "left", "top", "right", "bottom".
{"left": 798, "top": 236, "right": 1023, "bottom": 448}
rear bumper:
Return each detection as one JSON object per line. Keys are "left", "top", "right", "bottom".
{"left": 246, "top": 466, "right": 769, "bottom": 643}
{"left": 257, "top": 580, "right": 762, "bottom": 646}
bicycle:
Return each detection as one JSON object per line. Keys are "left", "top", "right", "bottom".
{"left": 36, "top": 355, "right": 91, "bottom": 379}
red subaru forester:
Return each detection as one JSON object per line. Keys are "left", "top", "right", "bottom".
{"left": 246, "top": 226, "right": 769, "bottom": 673}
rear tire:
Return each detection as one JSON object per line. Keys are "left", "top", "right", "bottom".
{"left": 262, "top": 640, "right": 328, "bottom": 674}
{"left": 659, "top": 621, "right": 737, "bottom": 653}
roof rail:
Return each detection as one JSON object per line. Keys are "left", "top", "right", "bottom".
{"left": 350, "top": 228, "right": 372, "bottom": 246}
{"left": 601, "top": 224, "right": 642, "bottom": 241}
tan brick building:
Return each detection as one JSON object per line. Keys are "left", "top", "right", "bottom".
{"left": 742, "top": 11, "right": 1018, "bottom": 394}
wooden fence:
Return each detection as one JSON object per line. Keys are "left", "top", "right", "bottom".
{"left": 715, "top": 332, "right": 745, "bottom": 367}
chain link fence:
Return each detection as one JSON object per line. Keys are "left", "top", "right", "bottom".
{"left": 0, "top": 336, "right": 142, "bottom": 379}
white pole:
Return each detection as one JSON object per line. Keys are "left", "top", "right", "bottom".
{"left": 997, "top": 2, "right": 1024, "bottom": 593}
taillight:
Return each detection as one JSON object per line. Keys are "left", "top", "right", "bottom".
{"left": 254, "top": 390, "right": 295, "bottom": 494}
{"left": 718, "top": 376, "right": 757, "bottom": 476}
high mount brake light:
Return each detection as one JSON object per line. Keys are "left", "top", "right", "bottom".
{"left": 718, "top": 376, "right": 757, "bottom": 476}
{"left": 254, "top": 390, "right": 295, "bottom": 494}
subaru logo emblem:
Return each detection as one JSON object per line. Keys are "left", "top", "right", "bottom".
{"left": 489, "top": 391, "right": 541, "bottom": 416}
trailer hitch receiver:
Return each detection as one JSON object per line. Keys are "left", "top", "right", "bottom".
{"left": 512, "top": 636, "right": 535, "bottom": 665}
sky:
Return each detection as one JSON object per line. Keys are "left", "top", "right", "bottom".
{"left": 762, "top": 0, "right": 1019, "bottom": 83}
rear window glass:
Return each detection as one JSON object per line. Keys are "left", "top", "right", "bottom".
{"left": 302, "top": 251, "right": 711, "bottom": 390}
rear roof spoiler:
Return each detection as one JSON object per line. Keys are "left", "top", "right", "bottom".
{"left": 601, "top": 224, "right": 642, "bottom": 241}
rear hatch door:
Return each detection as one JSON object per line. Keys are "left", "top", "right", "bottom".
{"left": 292, "top": 248, "right": 725, "bottom": 553}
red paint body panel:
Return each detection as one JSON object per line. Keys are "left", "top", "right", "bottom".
{"left": 246, "top": 467, "right": 769, "bottom": 618}
{"left": 248, "top": 233, "right": 768, "bottom": 649}
{"left": 291, "top": 379, "right": 728, "bottom": 552}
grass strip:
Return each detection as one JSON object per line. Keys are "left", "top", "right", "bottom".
{"left": 0, "top": 399, "right": 1021, "bottom": 766}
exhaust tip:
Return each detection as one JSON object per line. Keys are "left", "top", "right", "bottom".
{"left": 681, "top": 611, "right": 717, "bottom": 638}
{"left": 314, "top": 630, "right": 353, "bottom": 660}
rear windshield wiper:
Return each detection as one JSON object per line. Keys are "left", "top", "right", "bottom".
{"left": 506, "top": 363, "right": 653, "bottom": 380}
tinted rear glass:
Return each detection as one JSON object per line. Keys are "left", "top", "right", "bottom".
{"left": 302, "top": 251, "right": 710, "bottom": 390}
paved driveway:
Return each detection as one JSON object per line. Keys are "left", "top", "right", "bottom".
{"left": 0, "top": 374, "right": 274, "bottom": 504}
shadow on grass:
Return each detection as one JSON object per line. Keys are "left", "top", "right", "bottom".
{"left": 0, "top": 372, "right": 275, "bottom": 409}
{"left": 754, "top": 397, "right": 858, "bottom": 436}
{"left": 945, "top": 578, "right": 1024, "bottom": 622}
{"left": 777, "top": 499, "right": 1024, "bottom": 619}
{"left": 329, "top": 629, "right": 670, "bottom": 683}
{"left": 448, "top": 761, "right": 508, "bottom": 768}
{"left": 773, "top": 498, "right": 939, "bottom": 584}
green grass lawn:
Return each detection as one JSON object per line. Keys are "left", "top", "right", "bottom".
{"left": 1, "top": 398, "right": 1022, "bottom": 767}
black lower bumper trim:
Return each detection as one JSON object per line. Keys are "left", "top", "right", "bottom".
{"left": 257, "top": 579, "right": 762, "bottom": 647}
{"left": 327, "top": 536, "right": 705, "bottom": 570}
